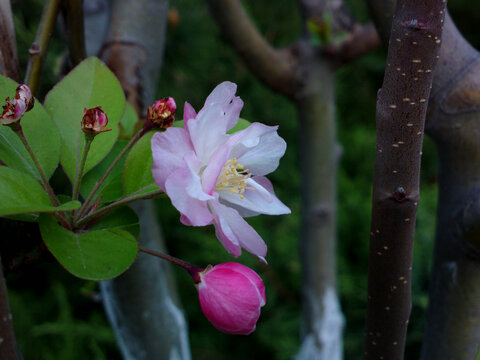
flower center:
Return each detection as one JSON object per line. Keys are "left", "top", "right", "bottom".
{"left": 216, "top": 158, "right": 252, "bottom": 199}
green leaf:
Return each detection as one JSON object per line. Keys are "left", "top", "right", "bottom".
{"left": 89, "top": 206, "right": 140, "bottom": 238}
{"left": 39, "top": 214, "right": 138, "bottom": 280}
{"left": 0, "top": 166, "right": 80, "bottom": 216}
{"left": 229, "top": 118, "right": 251, "bottom": 133}
{"left": 43, "top": 57, "right": 125, "bottom": 182}
{"left": 0, "top": 75, "right": 61, "bottom": 180}
{"left": 123, "top": 131, "right": 158, "bottom": 196}
{"left": 80, "top": 141, "right": 127, "bottom": 204}
{"left": 119, "top": 102, "right": 138, "bottom": 139}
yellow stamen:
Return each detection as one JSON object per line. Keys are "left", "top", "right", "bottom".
{"left": 216, "top": 158, "right": 253, "bottom": 199}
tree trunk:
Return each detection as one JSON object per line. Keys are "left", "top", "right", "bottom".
{"left": 85, "top": 0, "right": 192, "bottom": 358}
{"left": 295, "top": 45, "right": 344, "bottom": 360}
{"left": 366, "top": 1, "right": 480, "bottom": 357}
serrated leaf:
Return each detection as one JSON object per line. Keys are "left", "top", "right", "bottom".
{"left": 0, "top": 75, "right": 61, "bottom": 180}
{"left": 39, "top": 214, "right": 138, "bottom": 280}
{"left": 43, "top": 57, "right": 125, "bottom": 182}
{"left": 0, "top": 166, "right": 80, "bottom": 216}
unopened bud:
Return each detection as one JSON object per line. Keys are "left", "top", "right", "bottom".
{"left": 1, "top": 84, "right": 34, "bottom": 126}
{"left": 147, "top": 97, "right": 176, "bottom": 129}
{"left": 81, "top": 106, "right": 111, "bottom": 135}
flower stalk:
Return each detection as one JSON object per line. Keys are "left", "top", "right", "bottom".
{"left": 75, "top": 119, "right": 151, "bottom": 221}
{"left": 13, "top": 125, "right": 71, "bottom": 229}
{"left": 138, "top": 246, "right": 202, "bottom": 282}
{"left": 72, "top": 133, "right": 94, "bottom": 202}
{"left": 74, "top": 188, "right": 164, "bottom": 229}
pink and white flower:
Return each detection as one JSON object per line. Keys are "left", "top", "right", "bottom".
{"left": 151, "top": 81, "right": 290, "bottom": 260}
{"left": 1, "top": 84, "right": 34, "bottom": 126}
{"left": 81, "top": 106, "right": 111, "bottom": 134}
{"left": 196, "top": 262, "right": 266, "bottom": 335}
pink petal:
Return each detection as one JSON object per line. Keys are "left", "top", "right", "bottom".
{"left": 203, "top": 81, "right": 237, "bottom": 108}
{"left": 151, "top": 128, "right": 194, "bottom": 191}
{"left": 214, "top": 263, "right": 266, "bottom": 305}
{"left": 199, "top": 81, "right": 243, "bottom": 131}
{"left": 165, "top": 160, "right": 214, "bottom": 226}
{"left": 183, "top": 101, "right": 197, "bottom": 135}
{"left": 201, "top": 143, "right": 230, "bottom": 195}
{"left": 188, "top": 103, "right": 229, "bottom": 163}
{"left": 209, "top": 200, "right": 267, "bottom": 259}
{"left": 219, "top": 176, "right": 291, "bottom": 216}
{"left": 198, "top": 264, "right": 264, "bottom": 334}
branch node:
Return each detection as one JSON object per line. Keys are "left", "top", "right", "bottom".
{"left": 391, "top": 186, "right": 408, "bottom": 202}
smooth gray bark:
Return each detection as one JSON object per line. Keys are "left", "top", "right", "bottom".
{"left": 82, "top": 0, "right": 192, "bottom": 358}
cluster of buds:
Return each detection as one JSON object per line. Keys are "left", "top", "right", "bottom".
{"left": 0, "top": 84, "right": 34, "bottom": 126}
{"left": 81, "top": 106, "right": 111, "bottom": 135}
{"left": 194, "top": 262, "right": 266, "bottom": 335}
{"left": 147, "top": 97, "right": 176, "bottom": 130}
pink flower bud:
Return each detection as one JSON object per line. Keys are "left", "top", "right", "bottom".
{"left": 147, "top": 97, "right": 176, "bottom": 129}
{"left": 81, "top": 106, "right": 111, "bottom": 135}
{"left": 1, "top": 84, "right": 34, "bottom": 126}
{"left": 196, "top": 262, "right": 266, "bottom": 335}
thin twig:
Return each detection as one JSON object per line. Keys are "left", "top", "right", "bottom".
{"left": 0, "top": 0, "right": 20, "bottom": 81}
{"left": 24, "top": 0, "right": 62, "bottom": 95}
{"left": 62, "top": 0, "right": 87, "bottom": 67}
{"left": 75, "top": 189, "right": 164, "bottom": 228}
{"left": 75, "top": 126, "right": 150, "bottom": 220}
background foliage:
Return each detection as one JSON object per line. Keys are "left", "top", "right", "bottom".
{"left": 5, "top": 0, "right": 480, "bottom": 359}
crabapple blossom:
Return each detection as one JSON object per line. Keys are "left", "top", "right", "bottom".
{"left": 81, "top": 106, "right": 110, "bottom": 134}
{"left": 147, "top": 97, "right": 176, "bottom": 129}
{"left": 151, "top": 81, "right": 290, "bottom": 260}
{"left": 196, "top": 262, "right": 266, "bottom": 335}
{"left": 0, "top": 84, "right": 34, "bottom": 126}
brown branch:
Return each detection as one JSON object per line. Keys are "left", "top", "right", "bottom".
{"left": 207, "top": 0, "right": 297, "bottom": 97}
{"left": 61, "top": 0, "right": 87, "bottom": 67}
{"left": 418, "top": 12, "right": 480, "bottom": 360}
{"left": 0, "top": 0, "right": 20, "bottom": 81}
{"left": 322, "top": 23, "right": 381, "bottom": 65}
{"left": 364, "top": 1, "right": 446, "bottom": 359}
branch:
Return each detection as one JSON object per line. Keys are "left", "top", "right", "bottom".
{"left": 0, "top": 0, "right": 20, "bottom": 81}
{"left": 364, "top": 1, "right": 446, "bottom": 359}
{"left": 61, "top": 0, "right": 87, "bottom": 67}
{"left": 322, "top": 23, "right": 381, "bottom": 65}
{"left": 207, "top": 0, "right": 297, "bottom": 97}
{"left": 24, "top": 0, "right": 62, "bottom": 95}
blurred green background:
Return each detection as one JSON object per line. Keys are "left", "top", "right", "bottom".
{"left": 6, "top": 0, "right": 480, "bottom": 359}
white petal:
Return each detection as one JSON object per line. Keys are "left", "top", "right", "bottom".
{"left": 164, "top": 157, "right": 214, "bottom": 226}
{"left": 210, "top": 200, "right": 267, "bottom": 259}
{"left": 151, "top": 128, "right": 194, "bottom": 191}
{"left": 237, "top": 130, "right": 287, "bottom": 176}
{"left": 219, "top": 176, "right": 291, "bottom": 216}
{"left": 188, "top": 103, "right": 229, "bottom": 163}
